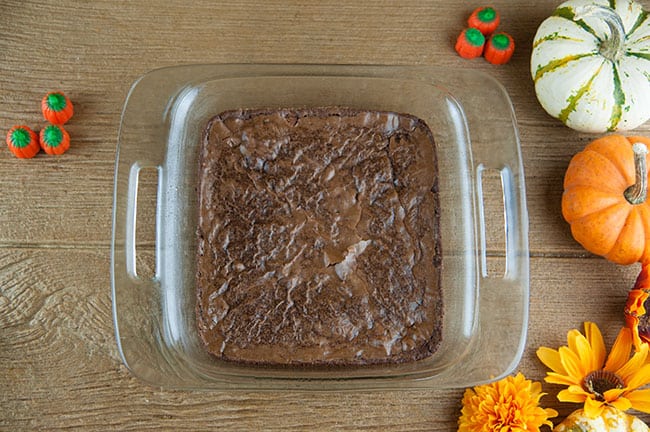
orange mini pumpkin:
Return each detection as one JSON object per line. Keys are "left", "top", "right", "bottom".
{"left": 562, "top": 135, "right": 650, "bottom": 265}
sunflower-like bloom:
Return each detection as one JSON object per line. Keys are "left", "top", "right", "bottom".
{"left": 458, "top": 372, "right": 557, "bottom": 432}
{"left": 537, "top": 322, "right": 650, "bottom": 419}
{"left": 625, "top": 265, "right": 650, "bottom": 350}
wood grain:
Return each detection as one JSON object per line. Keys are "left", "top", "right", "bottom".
{"left": 2, "top": 0, "right": 650, "bottom": 430}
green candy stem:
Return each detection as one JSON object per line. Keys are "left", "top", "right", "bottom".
{"left": 11, "top": 128, "right": 31, "bottom": 148}
{"left": 47, "top": 93, "right": 67, "bottom": 112}
{"left": 43, "top": 125, "right": 63, "bottom": 147}
{"left": 477, "top": 7, "right": 496, "bottom": 23}
{"left": 465, "top": 28, "right": 485, "bottom": 47}
{"left": 491, "top": 33, "right": 511, "bottom": 50}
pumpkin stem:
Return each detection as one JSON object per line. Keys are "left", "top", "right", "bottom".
{"left": 624, "top": 143, "right": 648, "bottom": 205}
{"left": 574, "top": 5, "right": 626, "bottom": 62}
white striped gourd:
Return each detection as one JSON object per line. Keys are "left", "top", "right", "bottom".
{"left": 554, "top": 407, "right": 649, "bottom": 431}
{"left": 531, "top": 0, "right": 650, "bottom": 133}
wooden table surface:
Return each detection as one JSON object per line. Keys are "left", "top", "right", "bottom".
{"left": 2, "top": 1, "right": 650, "bottom": 430}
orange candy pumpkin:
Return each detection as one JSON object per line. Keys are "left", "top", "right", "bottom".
{"left": 467, "top": 6, "right": 500, "bottom": 36}
{"left": 6, "top": 125, "right": 40, "bottom": 159}
{"left": 39, "top": 124, "right": 70, "bottom": 155}
{"left": 562, "top": 135, "right": 650, "bottom": 265}
{"left": 455, "top": 28, "right": 485, "bottom": 59}
{"left": 41, "top": 91, "right": 73, "bottom": 125}
{"left": 484, "top": 32, "right": 515, "bottom": 65}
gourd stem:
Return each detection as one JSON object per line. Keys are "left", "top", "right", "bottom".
{"left": 574, "top": 5, "right": 626, "bottom": 61}
{"left": 624, "top": 143, "right": 648, "bottom": 205}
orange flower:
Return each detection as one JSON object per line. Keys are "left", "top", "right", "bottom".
{"left": 537, "top": 322, "right": 650, "bottom": 419}
{"left": 625, "top": 264, "right": 650, "bottom": 350}
{"left": 458, "top": 372, "right": 557, "bottom": 432}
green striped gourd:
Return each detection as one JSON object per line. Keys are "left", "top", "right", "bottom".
{"left": 531, "top": 0, "right": 650, "bottom": 133}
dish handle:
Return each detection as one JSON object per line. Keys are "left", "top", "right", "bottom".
{"left": 453, "top": 118, "right": 530, "bottom": 385}
{"left": 454, "top": 68, "right": 529, "bottom": 385}
{"left": 122, "top": 161, "right": 161, "bottom": 282}
{"left": 112, "top": 157, "right": 171, "bottom": 384}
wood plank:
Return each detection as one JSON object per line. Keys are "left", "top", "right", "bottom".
{"left": 0, "top": 0, "right": 645, "bottom": 257}
{"left": 2, "top": 249, "right": 648, "bottom": 429}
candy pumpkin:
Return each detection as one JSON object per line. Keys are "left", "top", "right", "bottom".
{"left": 484, "top": 33, "right": 515, "bottom": 65}
{"left": 562, "top": 135, "right": 650, "bottom": 265}
{"left": 531, "top": 0, "right": 650, "bottom": 133}
{"left": 455, "top": 28, "right": 486, "bottom": 59}
{"left": 6, "top": 125, "right": 40, "bottom": 159}
{"left": 554, "top": 406, "right": 649, "bottom": 431}
{"left": 467, "top": 6, "right": 500, "bottom": 36}
{"left": 39, "top": 124, "right": 70, "bottom": 155}
{"left": 41, "top": 91, "right": 73, "bottom": 125}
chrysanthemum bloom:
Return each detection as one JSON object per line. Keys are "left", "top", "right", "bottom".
{"left": 625, "top": 265, "right": 650, "bottom": 350}
{"left": 458, "top": 372, "right": 557, "bottom": 432}
{"left": 537, "top": 322, "right": 650, "bottom": 419}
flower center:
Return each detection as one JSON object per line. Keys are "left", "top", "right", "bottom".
{"left": 583, "top": 370, "right": 625, "bottom": 400}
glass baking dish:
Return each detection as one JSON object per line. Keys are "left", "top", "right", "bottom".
{"left": 111, "top": 64, "right": 529, "bottom": 390}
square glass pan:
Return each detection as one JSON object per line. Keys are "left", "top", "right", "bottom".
{"left": 112, "top": 64, "right": 528, "bottom": 391}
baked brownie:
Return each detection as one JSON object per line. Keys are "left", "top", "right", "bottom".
{"left": 196, "top": 107, "right": 442, "bottom": 366}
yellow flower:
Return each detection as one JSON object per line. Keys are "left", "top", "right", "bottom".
{"left": 458, "top": 372, "right": 557, "bottom": 432}
{"left": 537, "top": 322, "right": 650, "bottom": 419}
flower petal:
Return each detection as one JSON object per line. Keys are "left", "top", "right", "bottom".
{"left": 584, "top": 321, "right": 606, "bottom": 369}
{"left": 626, "top": 388, "right": 650, "bottom": 414}
{"left": 566, "top": 384, "right": 588, "bottom": 394}
{"left": 567, "top": 329, "right": 583, "bottom": 352}
{"left": 609, "top": 396, "right": 633, "bottom": 412}
{"left": 617, "top": 344, "right": 649, "bottom": 384}
{"left": 545, "top": 407, "right": 559, "bottom": 420}
{"left": 605, "top": 327, "right": 633, "bottom": 372}
{"left": 626, "top": 289, "right": 648, "bottom": 315}
{"left": 626, "top": 314, "right": 644, "bottom": 351}
{"left": 536, "top": 347, "right": 566, "bottom": 374}
{"left": 624, "top": 361, "right": 650, "bottom": 390}
{"left": 573, "top": 330, "right": 599, "bottom": 374}
{"left": 584, "top": 397, "right": 607, "bottom": 419}
{"left": 603, "top": 386, "right": 626, "bottom": 402}
{"left": 559, "top": 346, "right": 587, "bottom": 381}
{"left": 557, "top": 388, "right": 588, "bottom": 403}
{"left": 529, "top": 379, "right": 543, "bottom": 395}
{"left": 544, "top": 372, "right": 581, "bottom": 386}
